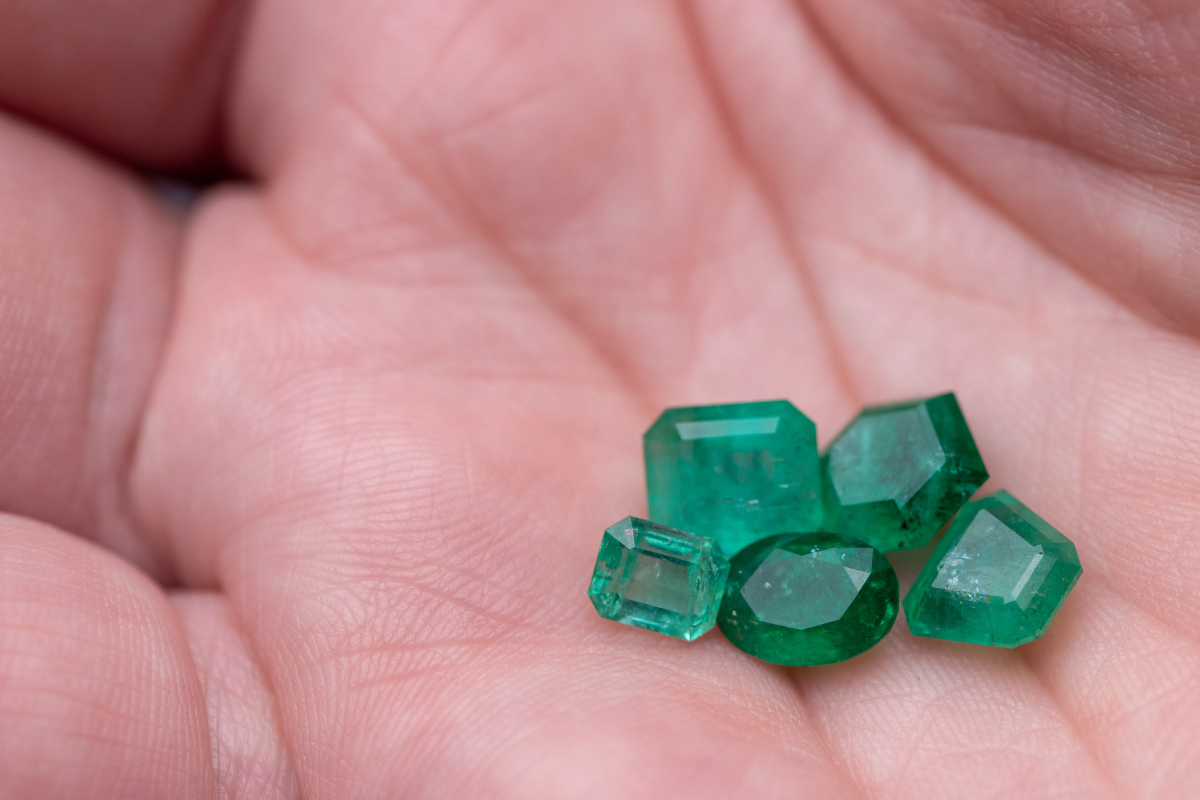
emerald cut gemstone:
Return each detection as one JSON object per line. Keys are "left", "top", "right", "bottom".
{"left": 903, "top": 491, "right": 1081, "bottom": 647}
{"left": 717, "top": 532, "right": 898, "bottom": 666}
{"left": 588, "top": 516, "right": 730, "bottom": 641}
{"left": 821, "top": 393, "right": 988, "bottom": 551}
{"left": 645, "top": 401, "right": 820, "bottom": 557}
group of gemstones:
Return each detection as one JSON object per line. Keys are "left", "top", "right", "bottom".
{"left": 587, "top": 395, "right": 1082, "bottom": 666}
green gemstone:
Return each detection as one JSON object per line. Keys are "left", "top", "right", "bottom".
{"left": 645, "top": 401, "right": 821, "bottom": 557}
{"left": 717, "top": 532, "right": 898, "bottom": 666}
{"left": 903, "top": 491, "right": 1081, "bottom": 647}
{"left": 821, "top": 393, "right": 988, "bottom": 551}
{"left": 588, "top": 516, "right": 730, "bottom": 641}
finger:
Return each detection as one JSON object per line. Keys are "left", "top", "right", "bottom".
{"left": 136, "top": 190, "right": 863, "bottom": 798}
{"left": 0, "top": 0, "right": 245, "bottom": 167}
{"left": 227, "top": 0, "right": 854, "bottom": 423}
{"left": 696, "top": 0, "right": 1200, "bottom": 638}
{"left": 694, "top": 0, "right": 1200, "bottom": 791}
{"left": 0, "top": 515, "right": 214, "bottom": 799}
{"left": 798, "top": 627, "right": 1117, "bottom": 798}
{"left": 1023, "top": 579, "right": 1200, "bottom": 798}
{"left": 0, "top": 114, "right": 177, "bottom": 577}
{"left": 801, "top": 0, "right": 1200, "bottom": 335}
{"left": 809, "top": 247, "right": 1200, "bottom": 791}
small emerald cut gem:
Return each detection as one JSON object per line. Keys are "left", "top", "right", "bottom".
{"left": 645, "top": 400, "right": 820, "bottom": 557}
{"left": 821, "top": 393, "right": 988, "bottom": 551}
{"left": 588, "top": 516, "right": 730, "bottom": 641}
{"left": 717, "top": 532, "right": 898, "bottom": 666}
{"left": 903, "top": 491, "right": 1081, "bottom": 647}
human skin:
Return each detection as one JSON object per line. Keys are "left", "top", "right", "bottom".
{"left": 0, "top": 0, "right": 1198, "bottom": 797}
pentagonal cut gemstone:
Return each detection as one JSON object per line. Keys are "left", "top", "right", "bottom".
{"left": 717, "top": 532, "right": 898, "bottom": 666}
{"left": 588, "top": 516, "right": 730, "bottom": 641}
{"left": 903, "top": 491, "right": 1081, "bottom": 647}
{"left": 821, "top": 393, "right": 988, "bottom": 551}
{"left": 644, "top": 400, "right": 820, "bottom": 557}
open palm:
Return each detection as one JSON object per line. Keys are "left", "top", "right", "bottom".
{"left": 1, "top": 0, "right": 1197, "bottom": 797}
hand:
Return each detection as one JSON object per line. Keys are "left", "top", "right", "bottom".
{"left": 0, "top": 1, "right": 1196, "bottom": 797}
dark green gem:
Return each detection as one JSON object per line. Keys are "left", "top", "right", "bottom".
{"left": 821, "top": 393, "right": 988, "bottom": 551}
{"left": 903, "top": 491, "right": 1081, "bottom": 647}
{"left": 644, "top": 400, "right": 821, "bottom": 557}
{"left": 717, "top": 532, "right": 898, "bottom": 666}
{"left": 588, "top": 516, "right": 730, "bottom": 641}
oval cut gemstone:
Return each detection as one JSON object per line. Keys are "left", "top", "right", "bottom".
{"left": 644, "top": 400, "right": 821, "bottom": 557}
{"left": 588, "top": 516, "right": 730, "bottom": 641}
{"left": 821, "top": 393, "right": 988, "bottom": 551}
{"left": 903, "top": 491, "right": 1081, "bottom": 647}
{"left": 717, "top": 532, "right": 898, "bottom": 666}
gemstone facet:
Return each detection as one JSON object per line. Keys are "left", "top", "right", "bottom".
{"left": 645, "top": 401, "right": 821, "bottom": 557}
{"left": 821, "top": 393, "right": 988, "bottom": 551}
{"left": 588, "top": 516, "right": 730, "bottom": 641}
{"left": 903, "top": 491, "right": 1081, "bottom": 647}
{"left": 717, "top": 532, "right": 898, "bottom": 665}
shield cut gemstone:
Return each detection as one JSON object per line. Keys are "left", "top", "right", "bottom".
{"left": 821, "top": 393, "right": 988, "bottom": 551}
{"left": 645, "top": 401, "right": 820, "bottom": 557}
{"left": 588, "top": 516, "right": 730, "bottom": 641}
{"left": 717, "top": 532, "right": 898, "bottom": 666}
{"left": 903, "top": 491, "right": 1081, "bottom": 647}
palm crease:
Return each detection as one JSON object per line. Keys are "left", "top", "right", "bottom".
{"left": 0, "top": 1, "right": 1197, "bottom": 799}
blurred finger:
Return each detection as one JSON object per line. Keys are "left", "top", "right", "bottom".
{"left": 0, "top": 0, "right": 245, "bottom": 168}
{"left": 0, "top": 515, "right": 214, "bottom": 799}
{"left": 0, "top": 114, "right": 177, "bottom": 577}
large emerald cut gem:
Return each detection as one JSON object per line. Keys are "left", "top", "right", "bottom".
{"left": 821, "top": 393, "right": 988, "bottom": 551}
{"left": 903, "top": 491, "right": 1081, "bottom": 647}
{"left": 717, "top": 532, "right": 898, "bottom": 666}
{"left": 588, "top": 516, "right": 730, "bottom": 641}
{"left": 645, "top": 401, "right": 820, "bottom": 557}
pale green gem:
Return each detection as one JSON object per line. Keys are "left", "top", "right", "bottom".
{"left": 588, "top": 516, "right": 730, "bottom": 641}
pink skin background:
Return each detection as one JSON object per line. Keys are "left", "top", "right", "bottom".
{"left": 0, "top": 0, "right": 1198, "bottom": 797}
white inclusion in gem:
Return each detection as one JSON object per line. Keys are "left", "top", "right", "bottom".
{"left": 612, "top": 525, "right": 636, "bottom": 549}
{"left": 932, "top": 511, "right": 1048, "bottom": 608}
